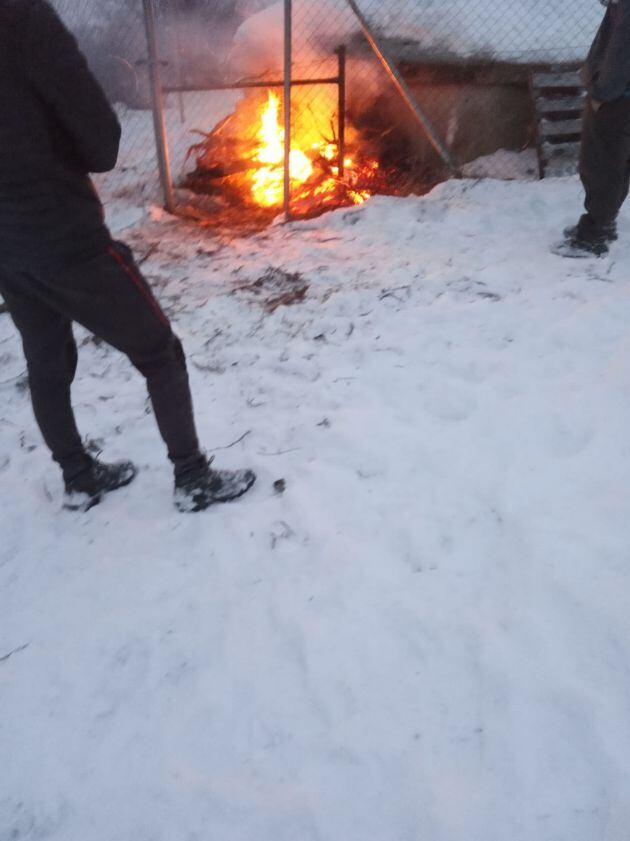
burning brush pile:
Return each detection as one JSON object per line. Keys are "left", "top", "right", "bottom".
{"left": 183, "top": 89, "right": 388, "bottom": 222}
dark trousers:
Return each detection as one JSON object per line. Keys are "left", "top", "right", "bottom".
{"left": 0, "top": 241, "right": 201, "bottom": 481}
{"left": 580, "top": 97, "right": 630, "bottom": 230}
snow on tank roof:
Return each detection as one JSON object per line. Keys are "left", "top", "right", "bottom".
{"left": 233, "top": 0, "right": 604, "bottom": 68}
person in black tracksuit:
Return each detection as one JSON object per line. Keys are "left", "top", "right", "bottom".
{"left": 562, "top": 0, "right": 630, "bottom": 255}
{"left": 0, "top": 0, "right": 255, "bottom": 511}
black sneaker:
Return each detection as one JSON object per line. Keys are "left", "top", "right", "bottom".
{"left": 553, "top": 235, "right": 609, "bottom": 258}
{"left": 555, "top": 215, "right": 615, "bottom": 258}
{"left": 174, "top": 456, "right": 256, "bottom": 512}
{"left": 63, "top": 457, "right": 138, "bottom": 512}
{"left": 563, "top": 220, "right": 617, "bottom": 244}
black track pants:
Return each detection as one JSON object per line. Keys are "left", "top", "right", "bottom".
{"left": 0, "top": 241, "right": 201, "bottom": 480}
{"left": 580, "top": 97, "right": 630, "bottom": 229}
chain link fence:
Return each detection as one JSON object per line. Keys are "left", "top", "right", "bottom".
{"left": 50, "top": 0, "right": 157, "bottom": 212}
{"left": 51, "top": 0, "right": 606, "bottom": 221}
{"left": 288, "top": 0, "right": 604, "bottom": 192}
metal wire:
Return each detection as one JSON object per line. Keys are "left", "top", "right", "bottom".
{"left": 49, "top": 0, "right": 605, "bottom": 214}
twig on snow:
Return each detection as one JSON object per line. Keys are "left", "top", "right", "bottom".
{"left": 0, "top": 643, "right": 30, "bottom": 664}
{"left": 209, "top": 430, "right": 252, "bottom": 452}
{"left": 258, "top": 447, "right": 301, "bottom": 457}
{"left": 138, "top": 243, "right": 160, "bottom": 265}
{"left": 0, "top": 371, "right": 27, "bottom": 388}
{"left": 379, "top": 285, "right": 411, "bottom": 303}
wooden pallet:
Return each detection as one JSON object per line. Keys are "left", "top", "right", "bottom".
{"left": 530, "top": 69, "right": 586, "bottom": 178}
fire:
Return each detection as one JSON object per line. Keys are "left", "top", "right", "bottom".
{"left": 185, "top": 88, "right": 383, "bottom": 220}
{"left": 252, "top": 92, "right": 314, "bottom": 207}
{"left": 249, "top": 91, "right": 374, "bottom": 211}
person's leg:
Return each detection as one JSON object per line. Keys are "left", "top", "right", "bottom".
{"left": 0, "top": 274, "right": 90, "bottom": 480}
{"left": 3, "top": 244, "right": 254, "bottom": 510}
{"left": 30, "top": 241, "right": 202, "bottom": 475}
{"left": 621, "top": 158, "right": 630, "bottom": 211}
{"left": 580, "top": 98, "right": 630, "bottom": 232}
{"left": 85, "top": 246, "right": 255, "bottom": 507}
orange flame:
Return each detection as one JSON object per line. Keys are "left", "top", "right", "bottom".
{"left": 252, "top": 92, "right": 313, "bottom": 207}
{"left": 245, "top": 90, "right": 376, "bottom": 212}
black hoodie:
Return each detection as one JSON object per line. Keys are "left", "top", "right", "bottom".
{"left": 0, "top": 0, "right": 121, "bottom": 269}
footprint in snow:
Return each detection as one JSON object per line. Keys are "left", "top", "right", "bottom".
{"left": 422, "top": 383, "right": 478, "bottom": 423}
{"left": 547, "top": 416, "right": 596, "bottom": 459}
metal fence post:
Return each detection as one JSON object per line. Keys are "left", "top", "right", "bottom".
{"left": 143, "top": 0, "right": 176, "bottom": 213}
{"left": 342, "top": 0, "right": 459, "bottom": 176}
{"left": 283, "top": 0, "right": 293, "bottom": 222}
{"left": 336, "top": 46, "right": 347, "bottom": 179}
{"left": 173, "top": 0, "right": 187, "bottom": 124}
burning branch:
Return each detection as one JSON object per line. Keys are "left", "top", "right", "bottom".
{"left": 183, "top": 87, "right": 380, "bottom": 219}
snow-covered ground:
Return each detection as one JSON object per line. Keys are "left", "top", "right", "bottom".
{"left": 3, "top": 175, "right": 630, "bottom": 841}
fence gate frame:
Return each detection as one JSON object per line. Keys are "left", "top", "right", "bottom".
{"left": 142, "top": 0, "right": 457, "bottom": 221}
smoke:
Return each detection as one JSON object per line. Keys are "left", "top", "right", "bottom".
{"left": 50, "top": 0, "right": 252, "bottom": 107}
{"left": 51, "top": 0, "right": 604, "bottom": 108}
{"left": 47, "top": 0, "right": 404, "bottom": 127}
{"left": 229, "top": 0, "right": 355, "bottom": 78}
{"left": 49, "top": 0, "right": 381, "bottom": 116}
{"left": 228, "top": 1, "right": 383, "bottom": 110}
